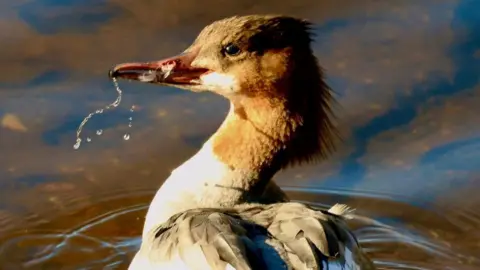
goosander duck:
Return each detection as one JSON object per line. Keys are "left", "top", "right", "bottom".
{"left": 110, "top": 15, "right": 375, "bottom": 270}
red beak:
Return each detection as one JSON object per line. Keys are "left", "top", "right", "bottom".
{"left": 109, "top": 49, "right": 210, "bottom": 86}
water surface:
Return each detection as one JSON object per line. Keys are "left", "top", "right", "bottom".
{"left": 0, "top": 0, "right": 479, "bottom": 269}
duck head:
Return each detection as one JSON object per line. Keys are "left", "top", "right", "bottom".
{"left": 110, "top": 15, "right": 337, "bottom": 173}
{"left": 111, "top": 15, "right": 316, "bottom": 98}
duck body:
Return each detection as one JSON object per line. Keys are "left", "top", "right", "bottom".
{"left": 111, "top": 15, "right": 375, "bottom": 269}
{"left": 132, "top": 203, "right": 369, "bottom": 270}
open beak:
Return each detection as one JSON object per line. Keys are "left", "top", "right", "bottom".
{"left": 109, "top": 49, "right": 210, "bottom": 86}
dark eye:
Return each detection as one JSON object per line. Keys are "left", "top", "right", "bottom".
{"left": 224, "top": 44, "right": 241, "bottom": 56}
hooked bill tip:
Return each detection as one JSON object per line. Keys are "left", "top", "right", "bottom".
{"left": 108, "top": 69, "right": 116, "bottom": 78}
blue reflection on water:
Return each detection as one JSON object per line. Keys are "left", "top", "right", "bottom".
{"left": 17, "top": 0, "right": 121, "bottom": 35}
{"left": 317, "top": 0, "right": 480, "bottom": 194}
{"left": 28, "top": 70, "right": 70, "bottom": 87}
{"left": 420, "top": 137, "right": 480, "bottom": 171}
{"left": 0, "top": 70, "right": 69, "bottom": 89}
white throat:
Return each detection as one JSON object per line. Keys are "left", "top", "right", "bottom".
{"left": 142, "top": 139, "right": 238, "bottom": 235}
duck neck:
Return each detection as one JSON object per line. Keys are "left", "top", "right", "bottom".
{"left": 210, "top": 96, "right": 300, "bottom": 190}
{"left": 143, "top": 99, "right": 298, "bottom": 235}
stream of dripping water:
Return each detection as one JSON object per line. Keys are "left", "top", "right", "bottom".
{"left": 73, "top": 78, "right": 133, "bottom": 149}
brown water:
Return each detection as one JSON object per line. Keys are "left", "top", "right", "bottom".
{"left": 0, "top": 0, "right": 479, "bottom": 269}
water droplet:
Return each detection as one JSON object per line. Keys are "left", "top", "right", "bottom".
{"left": 127, "top": 105, "right": 134, "bottom": 131}
{"left": 123, "top": 134, "right": 130, "bottom": 140}
{"left": 86, "top": 137, "right": 92, "bottom": 142}
{"left": 73, "top": 138, "right": 81, "bottom": 150}
{"left": 74, "top": 78, "right": 122, "bottom": 147}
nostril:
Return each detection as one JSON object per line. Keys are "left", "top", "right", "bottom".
{"left": 163, "top": 60, "right": 177, "bottom": 66}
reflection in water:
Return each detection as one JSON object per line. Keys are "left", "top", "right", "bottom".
{"left": 1, "top": 0, "right": 480, "bottom": 269}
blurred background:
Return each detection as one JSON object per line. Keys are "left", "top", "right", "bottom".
{"left": 0, "top": 0, "right": 479, "bottom": 269}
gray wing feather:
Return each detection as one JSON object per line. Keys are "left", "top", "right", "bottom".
{"left": 141, "top": 209, "right": 262, "bottom": 270}
{"left": 133, "top": 203, "right": 374, "bottom": 270}
{"left": 251, "top": 203, "right": 356, "bottom": 269}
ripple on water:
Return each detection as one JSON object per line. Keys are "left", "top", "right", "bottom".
{"left": 0, "top": 188, "right": 479, "bottom": 269}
